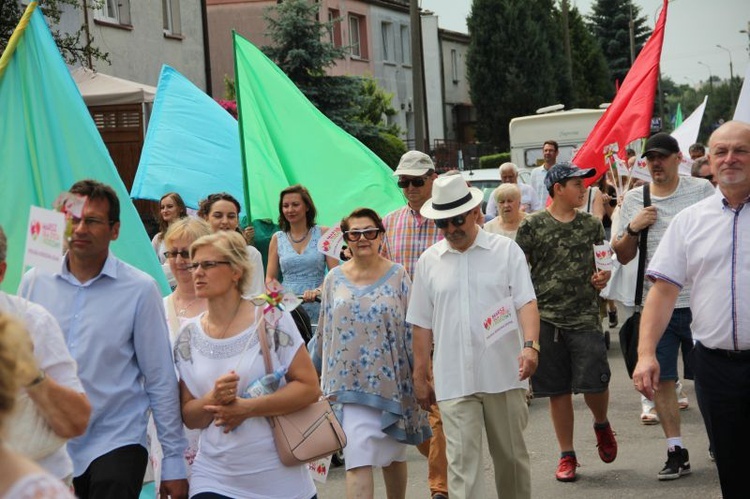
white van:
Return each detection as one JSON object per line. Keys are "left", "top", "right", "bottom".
{"left": 509, "top": 107, "right": 605, "bottom": 172}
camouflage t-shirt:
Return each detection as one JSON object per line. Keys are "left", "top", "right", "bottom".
{"left": 515, "top": 210, "right": 605, "bottom": 332}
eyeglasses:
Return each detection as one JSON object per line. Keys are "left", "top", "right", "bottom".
{"left": 186, "top": 260, "right": 231, "bottom": 272}
{"left": 164, "top": 250, "right": 191, "bottom": 259}
{"left": 434, "top": 214, "right": 468, "bottom": 229}
{"left": 397, "top": 177, "right": 427, "bottom": 188}
{"left": 343, "top": 228, "right": 381, "bottom": 242}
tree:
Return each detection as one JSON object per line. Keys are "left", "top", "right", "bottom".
{"left": 262, "top": 0, "right": 401, "bottom": 147}
{"left": 587, "top": 0, "right": 649, "bottom": 86}
{"left": 567, "top": 6, "right": 613, "bottom": 107}
{"left": 1, "top": 0, "right": 108, "bottom": 66}
{"left": 467, "top": 0, "right": 561, "bottom": 150}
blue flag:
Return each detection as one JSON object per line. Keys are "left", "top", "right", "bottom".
{"left": 131, "top": 65, "right": 246, "bottom": 216}
{"left": 0, "top": 3, "right": 168, "bottom": 293}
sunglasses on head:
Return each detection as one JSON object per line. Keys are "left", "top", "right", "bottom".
{"left": 397, "top": 177, "right": 427, "bottom": 188}
{"left": 164, "top": 250, "right": 191, "bottom": 259}
{"left": 343, "top": 228, "right": 381, "bottom": 242}
{"left": 434, "top": 213, "right": 468, "bottom": 229}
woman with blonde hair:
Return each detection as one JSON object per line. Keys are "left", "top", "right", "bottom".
{"left": 484, "top": 183, "right": 527, "bottom": 239}
{"left": 174, "top": 230, "right": 320, "bottom": 498}
{"left": 0, "top": 314, "right": 75, "bottom": 497}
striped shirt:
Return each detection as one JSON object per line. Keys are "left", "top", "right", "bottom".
{"left": 382, "top": 205, "right": 443, "bottom": 278}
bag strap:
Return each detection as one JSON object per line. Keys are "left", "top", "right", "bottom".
{"left": 634, "top": 184, "right": 651, "bottom": 309}
{"left": 256, "top": 319, "right": 273, "bottom": 375}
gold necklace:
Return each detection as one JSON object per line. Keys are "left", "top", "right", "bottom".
{"left": 174, "top": 295, "right": 199, "bottom": 317}
{"left": 205, "top": 299, "right": 243, "bottom": 339}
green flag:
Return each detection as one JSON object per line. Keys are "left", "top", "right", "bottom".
{"left": 674, "top": 102, "right": 683, "bottom": 128}
{"left": 232, "top": 32, "right": 405, "bottom": 225}
{"left": 0, "top": 3, "right": 168, "bottom": 294}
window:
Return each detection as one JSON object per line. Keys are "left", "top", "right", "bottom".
{"left": 451, "top": 49, "right": 459, "bottom": 83}
{"left": 381, "top": 22, "right": 393, "bottom": 62}
{"left": 328, "top": 9, "right": 342, "bottom": 47}
{"left": 96, "top": 0, "right": 131, "bottom": 26}
{"left": 399, "top": 25, "right": 410, "bottom": 65}
{"left": 163, "top": 0, "right": 182, "bottom": 36}
{"left": 349, "top": 15, "right": 362, "bottom": 58}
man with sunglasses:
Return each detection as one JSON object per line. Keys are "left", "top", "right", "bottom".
{"left": 408, "top": 175, "right": 539, "bottom": 499}
{"left": 515, "top": 163, "right": 615, "bottom": 483}
{"left": 20, "top": 180, "right": 188, "bottom": 499}
{"left": 381, "top": 151, "right": 449, "bottom": 499}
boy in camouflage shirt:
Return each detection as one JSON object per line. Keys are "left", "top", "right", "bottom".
{"left": 515, "top": 163, "right": 616, "bottom": 483}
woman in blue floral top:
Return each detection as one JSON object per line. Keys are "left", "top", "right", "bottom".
{"left": 310, "top": 208, "right": 430, "bottom": 499}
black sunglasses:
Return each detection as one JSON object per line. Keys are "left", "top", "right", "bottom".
{"left": 397, "top": 177, "right": 427, "bottom": 188}
{"left": 343, "top": 228, "right": 381, "bottom": 242}
{"left": 186, "top": 260, "right": 231, "bottom": 271}
{"left": 434, "top": 214, "right": 468, "bottom": 229}
{"left": 164, "top": 250, "right": 191, "bottom": 259}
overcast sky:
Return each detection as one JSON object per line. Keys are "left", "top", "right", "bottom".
{"left": 419, "top": 0, "right": 749, "bottom": 87}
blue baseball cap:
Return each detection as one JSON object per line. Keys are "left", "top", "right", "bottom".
{"left": 544, "top": 162, "right": 597, "bottom": 191}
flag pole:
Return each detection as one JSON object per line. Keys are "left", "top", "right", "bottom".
{"left": 0, "top": 2, "right": 38, "bottom": 79}
{"left": 232, "top": 30, "right": 252, "bottom": 224}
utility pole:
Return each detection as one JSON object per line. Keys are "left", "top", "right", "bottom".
{"left": 409, "top": 0, "right": 426, "bottom": 152}
{"left": 561, "top": 0, "right": 573, "bottom": 97}
{"left": 716, "top": 44, "right": 735, "bottom": 108}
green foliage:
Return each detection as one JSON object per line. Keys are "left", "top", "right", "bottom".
{"left": 587, "top": 0, "right": 649, "bottom": 86}
{"left": 224, "top": 75, "right": 236, "bottom": 101}
{"left": 663, "top": 75, "right": 743, "bottom": 142}
{"left": 0, "top": 0, "right": 109, "bottom": 66}
{"left": 360, "top": 132, "right": 407, "bottom": 170}
{"left": 467, "top": 0, "right": 561, "bottom": 150}
{"left": 262, "top": 0, "right": 398, "bottom": 142}
{"left": 567, "top": 7, "right": 612, "bottom": 106}
{"left": 479, "top": 152, "right": 511, "bottom": 170}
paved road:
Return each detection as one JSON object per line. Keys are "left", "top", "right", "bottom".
{"left": 315, "top": 319, "right": 722, "bottom": 498}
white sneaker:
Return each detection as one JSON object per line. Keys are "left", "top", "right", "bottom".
{"left": 676, "top": 380, "right": 689, "bottom": 410}
{"left": 640, "top": 396, "right": 660, "bottom": 425}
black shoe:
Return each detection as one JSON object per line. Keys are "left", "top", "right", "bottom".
{"left": 608, "top": 310, "right": 618, "bottom": 328}
{"left": 657, "top": 446, "right": 691, "bottom": 480}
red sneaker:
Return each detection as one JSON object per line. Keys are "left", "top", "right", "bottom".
{"left": 555, "top": 455, "right": 578, "bottom": 482}
{"left": 594, "top": 422, "right": 618, "bottom": 463}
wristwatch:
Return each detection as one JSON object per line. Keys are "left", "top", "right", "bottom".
{"left": 27, "top": 369, "right": 46, "bottom": 388}
{"left": 523, "top": 340, "right": 540, "bottom": 353}
{"left": 626, "top": 223, "right": 640, "bottom": 237}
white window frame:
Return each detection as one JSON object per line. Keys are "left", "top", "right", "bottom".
{"left": 381, "top": 22, "right": 392, "bottom": 62}
{"left": 349, "top": 15, "right": 361, "bottom": 58}
{"left": 163, "top": 0, "right": 182, "bottom": 36}
{"left": 95, "top": 0, "right": 131, "bottom": 25}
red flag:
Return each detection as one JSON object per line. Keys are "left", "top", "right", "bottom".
{"left": 573, "top": 0, "right": 669, "bottom": 183}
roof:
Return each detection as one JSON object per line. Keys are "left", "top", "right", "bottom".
{"left": 71, "top": 67, "right": 156, "bottom": 106}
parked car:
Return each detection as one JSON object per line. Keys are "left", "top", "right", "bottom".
{"left": 458, "top": 168, "right": 530, "bottom": 212}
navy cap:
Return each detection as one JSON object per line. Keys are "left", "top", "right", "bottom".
{"left": 641, "top": 133, "right": 680, "bottom": 158}
{"left": 544, "top": 162, "right": 597, "bottom": 191}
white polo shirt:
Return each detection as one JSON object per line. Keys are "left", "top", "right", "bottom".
{"left": 407, "top": 229, "right": 537, "bottom": 401}
{"left": 647, "top": 190, "right": 750, "bottom": 351}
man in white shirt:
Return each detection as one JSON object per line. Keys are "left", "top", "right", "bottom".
{"left": 407, "top": 175, "right": 540, "bottom": 499}
{"left": 633, "top": 121, "right": 750, "bottom": 499}
{"left": 0, "top": 225, "right": 90, "bottom": 483}
{"left": 486, "top": 162, "right": 540, "bottom": 216}
{"left": 529, "top": 140, "right": 559, "bottom": 208}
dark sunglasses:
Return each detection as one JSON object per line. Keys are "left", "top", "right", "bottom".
{"left": 164, "top": 250, "right": 191, "bottom": 259}
{"left": 343, "top": 228, "right": 381, "bottom": 242}
{"left": 397, "top": 177, "right": 427, "bottom": 188}
{"left": 434, "top": 214, "right": 468, "bottom": 229}
{"left": 186, "top": 260, "right": 231, "bottom": 271}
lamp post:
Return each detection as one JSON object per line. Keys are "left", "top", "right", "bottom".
{"left": 716, "top": 44, "right": 735, "bottom": 107}
{"left": 698, "top": 61, "right": 713, "bottom": 94}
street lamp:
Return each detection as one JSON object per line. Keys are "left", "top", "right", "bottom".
{"left": 698, "top": 61, "right": 713, "bottom": 93}
{"left": 716, "top": 44, "right": 736, "bottom": 107}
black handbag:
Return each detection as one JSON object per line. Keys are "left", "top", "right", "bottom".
{"left": 619, "top": 184, "right": 650, "bottom": 378}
